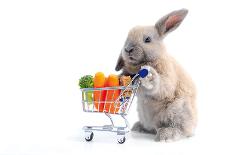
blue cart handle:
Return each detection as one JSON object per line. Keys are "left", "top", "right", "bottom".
{"left": 138, "top": 68, "right": 149, "bottom": 78}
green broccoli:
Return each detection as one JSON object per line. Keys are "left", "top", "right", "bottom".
{"left": 79, "top": 75, "right": 94, "bottom": 104}
{"left": 79, "top": 75, "right": 93, "bottom": 88}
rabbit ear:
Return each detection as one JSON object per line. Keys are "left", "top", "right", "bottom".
{"left": 115, "top": 53, "right": 124, "bottom": 71}
{"left": 155, "top": 9, "right": 188, "bottom": 38}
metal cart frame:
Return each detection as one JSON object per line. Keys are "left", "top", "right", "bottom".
{"left": 80, "top": 69, "right": 148, "bottom": 144}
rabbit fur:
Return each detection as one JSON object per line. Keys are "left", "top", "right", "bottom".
{"left": 115, "top": 9, "right": 197, "bottom": 142}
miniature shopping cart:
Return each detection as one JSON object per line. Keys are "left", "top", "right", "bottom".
{"left": 80, "top": 69, "right": 149, "bottom": 144}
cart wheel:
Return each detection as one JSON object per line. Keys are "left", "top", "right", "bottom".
{"left": 117, "top": 136, "right": 126, "bottom": 144}
{"left": 85, "top": 132, "right": 94, "bottom": 141}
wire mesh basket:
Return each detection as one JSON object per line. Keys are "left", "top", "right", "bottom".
{"left": 81, "top": 84, "right": 139, "bottom": 115}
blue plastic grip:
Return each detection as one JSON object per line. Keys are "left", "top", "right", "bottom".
{"left": 138, "top": 68, "right": 149, "bottom": 78}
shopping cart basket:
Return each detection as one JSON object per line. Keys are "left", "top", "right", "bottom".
{"left": 80, "top": 68, "right": 149, "bottom": 144}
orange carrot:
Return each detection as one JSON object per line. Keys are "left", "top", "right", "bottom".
{"left": 93, "top": 72, "right": 107, "bottom": 112}
{"left": 104, "top": 74, "right": 120, "bottom": 113}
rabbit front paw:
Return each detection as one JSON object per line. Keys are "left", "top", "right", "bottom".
{"left": 132, "top": 121, "right": 157, "bottom": 134}
{"left": 140, "top": 66, "right": 159, "bottom": 90}
{"left": 131, "top": 121, "right": 146, "bottom": 132}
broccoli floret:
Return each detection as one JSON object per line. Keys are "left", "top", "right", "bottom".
{"left": 79, "top": 75, "right": 94, "bottom": 104}
{"left": 79, "top": 75, "right": 94, "bottom": 88}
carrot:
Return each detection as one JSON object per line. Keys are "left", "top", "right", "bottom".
{"left": 93, "top": 72, "right": 107, "bottom": 112}
{"left": 104, "top": 74, "right": 120, "bottom": 113}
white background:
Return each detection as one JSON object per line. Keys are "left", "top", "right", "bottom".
{"left": 0, "top": 0, "right": 232, "bottom": 155}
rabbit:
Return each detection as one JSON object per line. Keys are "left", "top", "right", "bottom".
{"left": 115, "top": 9, "right": 197, "bottom": 142}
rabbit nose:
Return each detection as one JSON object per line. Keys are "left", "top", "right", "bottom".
{"left": 125, "top": 46, "right": 134, "bottom": 53}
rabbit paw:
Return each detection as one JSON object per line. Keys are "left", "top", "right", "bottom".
{"left": 140, "top": 66, "right": 159, "bottom": 90}
{"left": 132, "top": 122, "right": 157, "bottom": 134}
{"left": 131, "top": 122, "right": 146, "bottom": 132}
{"left": 155, "top": 127, "right": 182, "bottom": 142}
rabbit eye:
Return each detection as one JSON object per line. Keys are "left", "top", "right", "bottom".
{"left": 144, "top": 36, "right": 151, "bottom": 43}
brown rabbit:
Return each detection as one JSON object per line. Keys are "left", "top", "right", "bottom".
{"left": 115, "top": 9, "right": 197, "bottom": 141}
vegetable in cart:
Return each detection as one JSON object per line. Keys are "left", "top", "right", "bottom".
{"left": 93, "top": 72, "right": 107, "bottom": 112}
{"left": 105, "top": 74, "right": 120, "bottom": 113}
{"left": 79, "top": 75, "right": 94, "bottom": 104}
